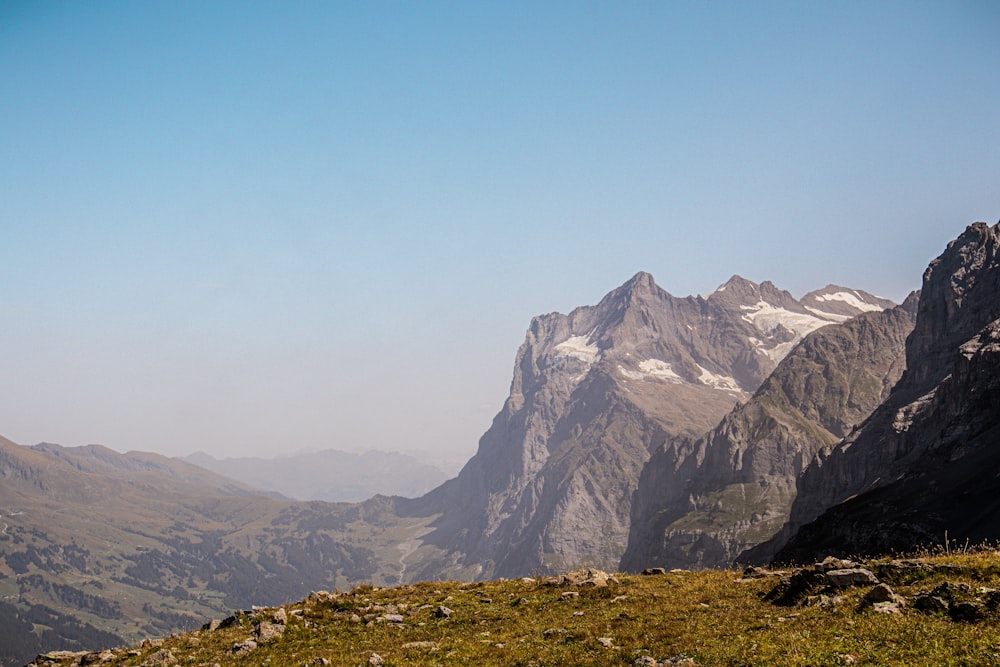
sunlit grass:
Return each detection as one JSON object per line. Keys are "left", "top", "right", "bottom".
{"left": 34, "top": 549, "right": 1000, "bottom": 667}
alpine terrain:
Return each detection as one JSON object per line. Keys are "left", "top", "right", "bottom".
{"left": 394, "top": 272, "right": 893, "bottom": 580}
{"left": 756, "top": 221, "right": 1000, "bottom": 563}
{"left": 622, "top": 292, "right": 918, "bottom": 570}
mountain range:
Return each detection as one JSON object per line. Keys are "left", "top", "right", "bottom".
{"left": 183, "top": 449, "right": 448, "bottom": 503}
{"left": 2, "top": 220, "right": 998, "bottom": 666}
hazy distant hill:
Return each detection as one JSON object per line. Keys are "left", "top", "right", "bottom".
{"left": 0, "top": 438, "right": 424, "bottom": 666}
{"left": 183, "top": 449, "right": 448, "bottom": 502}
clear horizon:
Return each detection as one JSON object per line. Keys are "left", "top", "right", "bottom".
{"left": 1, "top": 1, "right": 997, "bottom": 462}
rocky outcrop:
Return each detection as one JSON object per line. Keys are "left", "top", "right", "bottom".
{"left": 621, "top": 294, "right": 916, "bottom": 571}
{"left": 752, "top": 222, "right": 1000, "bottom": 564}
{"left": 399, "top": 272, "right": 892, "bottom": 579}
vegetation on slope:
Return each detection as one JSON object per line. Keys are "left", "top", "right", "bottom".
{"left": 25, "top": 549, "right": 1000, "bottom": 667}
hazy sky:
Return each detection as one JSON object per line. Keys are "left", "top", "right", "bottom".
{"left": 1, "top": 2, "right": 997, "bottom": 467}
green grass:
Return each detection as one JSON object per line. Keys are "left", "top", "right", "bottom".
{"left": 32, "top": 550, "right": 1000, "bottom": 666}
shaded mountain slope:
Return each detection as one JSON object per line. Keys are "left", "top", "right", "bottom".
{"left": 622, "top": 293, "right": 916, "bottom": 571}
{"left": 759, "top": 221, "right": 1000, "bottom": 563}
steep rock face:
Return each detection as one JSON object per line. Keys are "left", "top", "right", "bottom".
{"left": 621, "top": 294, "right": 916, "bottom": 571}
{"left": 754, "top": 222, "right": 1000, "bottom": 563}
{"left": 400, "top": 272, "right": 891, "bottom": 580}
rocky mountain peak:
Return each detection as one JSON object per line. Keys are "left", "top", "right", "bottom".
{"left": 905, "top": 221, "right": 1000, "bottom": 392}
{"left": 709, "top": 274, "right": 762, "bottom": 303}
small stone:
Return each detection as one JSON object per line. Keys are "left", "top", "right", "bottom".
{"left": 817, "top": 556, "right": 858, "bottom": 572}
{"left": 862, "top": 584, "right": 906, "bottom": 608}
{"left": 380, "top": 613, "right": 405, "bottom": 623}
{"left": 434, "top": 605, "right": 453, "bottom": 618}
{"left": 478, "top": 597, "right": 493, "bottom": 604}
{"left": 368, "top": 653, "right": 384, "bottom": 666}
{"left": 573, "top": 611, "right": 585, "bottom": 616}
{"left": 314, "top": 659, "right": 331, "bottom": 666}
{"left": 825, "top": 568, "right": 879, "bottom": 588}
{"left": 611, "top": 595, "right": 628, "bottom": 603}
{"left": 642, "top": 568, "right": 667, "bottom": 576}
{"left": 597, "top": 637, "right": 615, "bottom": 648}
{"left": 255, "top": 620, "right": 286, "bottom": 642}
{"left": 561, "top": 591, "right": 580, "bottom": 599}
{"left": 140, "top": 648, "right": 176, "bottom": 666}
{"left": 273, "top": 608, "right": 288, "bottom": 624}
{"left": 914, "top": 594, "right": 950, "bottom": 614}
{"left": 870, "top": 601, "right": 903, "bottom": 614}
{"left": 231, "top": 640, "right": 257, "bottom": 655}
{"left": 633, "top": 657, "right": 659, "bottom": 667}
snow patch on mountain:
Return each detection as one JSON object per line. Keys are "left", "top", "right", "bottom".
{"left": 618, "top": 359, "right": 684, "bottom": 383}
{"left": 740, "top": 301, "right": 831, "bottom": 337}
{"left": 804, "top": 307, "right": 853, "bottom": 322}
{"left": 696, "top": 365, "right": 745, "bottom": 394}
{"left": 555, "top": 335, "right": 600, "bottom": 363}
{"left": 813, "top": 290, "right": 886, "bottom": 312}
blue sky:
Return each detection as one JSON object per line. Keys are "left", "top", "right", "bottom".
{"left": 1, "top": 1, "right": 997, "bottom": 466}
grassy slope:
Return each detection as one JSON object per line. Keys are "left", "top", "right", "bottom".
{"left": 30, "top": 550, "right": 1000, "bottom": 667}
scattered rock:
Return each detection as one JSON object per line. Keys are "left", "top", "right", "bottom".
{"left": 597, "top": 636, "right": 616, "bottom": 648}
{"left": 561, "top": 591, "right": 580, "bottom": 600}
{"left": 816, "top": 557, "right": 859, "bottom": 572}
{"left": 379, "top": 613, "right": 405, "bottom": 623}
{"left": 914, "top": 594, "right": 950, "bottom": 614}
{"left": 218, "top": 615, "right": 239, "bottom": 630}
{"left": 434, "top": 605, "right": 453, "bottom": 618}
{"left": 611, "top": 594, "right": 628, "bottom": 603}
{"left": 825, "top": 568, "right": 879, "bottom": 588}
{"left": 314, "top": 659, "right": 332, "bottom": 666}
{"left": 231, "top": 640, "right": 257, "bottom": 655}
{"left": 861, "top": 583, "right": 906, "bottom": 612}
{"left": 140, "top": 648, "right": 176, "bottom": 666}
{"left": 642, "top": 567, "right": 667, "bottom": 576}
{"left": 255, "top": 620, "right": 286, "bottom": 642}
{"left": 542, "top": 627, "right": 567, "bottom": 638}
{"left": 742, "top": 565, "right": 770, "bottom": 579}
{"left": 368, "top": 653, "right": 384, "bottom": 666}
{"left": 273, "top": 607, "right": 288, "bottom": 624}
{"left": 870, "top": 601, "right": 904, "bottom": 614}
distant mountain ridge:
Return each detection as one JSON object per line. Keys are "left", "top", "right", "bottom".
{"left": 183, "top": 449, "right": 448, "bottom": 502}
